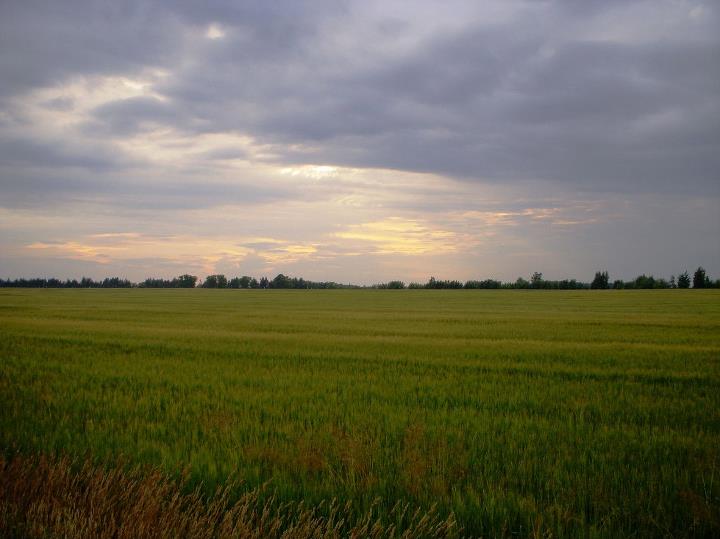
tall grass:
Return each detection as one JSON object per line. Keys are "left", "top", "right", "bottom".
{"left": 1, "top": 289, "right": 719, "bottom": 537}
{"left": 0, "top": 453, "right": 459, "bottom": 538}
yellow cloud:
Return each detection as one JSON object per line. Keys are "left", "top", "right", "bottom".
{"left": 26, "top": 241, "right": 121, "bottom": 264}
{"left": 25, "top": 235, "right": 252, "bottom": 271}
{"left": 280, "top": 165, "right": 346, "bottom": 179}
{"left": 335, "top": 217, "right": 458, "bottom": 255}
{"left": 89, "top": 232, "right": 142, "bottom": 239}
{"left": 459, "top": 207, "right": 597, "bottom": 227}
{"left": 260, "top": 244, "right": 318, "bottom": 265}
{"left": 23, "top": 233, "right": 326, "bottom": 275}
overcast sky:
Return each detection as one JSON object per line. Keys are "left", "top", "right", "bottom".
{"left": 1, "top": 0, "right": 718, "bottom": 284}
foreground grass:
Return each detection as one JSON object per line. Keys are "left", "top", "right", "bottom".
{"left": 0, "top": 453, "right": 457, "bottom": 538}
{"left": 1, "top": 289, "right": 719, "bottom": 537}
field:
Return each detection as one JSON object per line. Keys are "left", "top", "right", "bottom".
{"left": 1, "top": 289, "right": 719, "bottom": 537}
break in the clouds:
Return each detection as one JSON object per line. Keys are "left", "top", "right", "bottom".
{"left": 1, "top": 0, "right": 718, "bottom": 283}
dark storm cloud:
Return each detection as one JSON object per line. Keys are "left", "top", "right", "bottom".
{"left": 1, "top": 0, "right": 719, "bottom": 197}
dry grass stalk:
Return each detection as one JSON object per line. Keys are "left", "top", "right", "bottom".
{"left": 0, "top": 453, "right": 463, "bottom": 539}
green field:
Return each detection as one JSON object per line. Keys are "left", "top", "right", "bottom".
{"left": 1, "top": 289, "right": 719, "bottom": 537}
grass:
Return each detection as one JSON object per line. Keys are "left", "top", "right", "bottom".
{"left": 1, "top": 289, "right": 719, "bottom": 537}
{"left": 0, "top": 453, "right": 457, "bottom": 538}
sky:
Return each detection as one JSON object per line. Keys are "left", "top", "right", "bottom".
{"left": 1, "top": 0, "right": 718, "bottom": 284}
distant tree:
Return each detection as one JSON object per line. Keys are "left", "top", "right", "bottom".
{"left": 176, "top": 274, "right": 197, "bottom": 288}
{"left": 612, "top": 279, "right": 624, "bottom": 289}
{"left": 425, "top": 277, "right": 439, "bottom": 289}
{"left": 591, "top": 271, "right": 609, "bottom": 290}
{"left": 291, "top": 277, "right": 307, "bottom": 289}
{"left": 421, "top": 277, "right": 463, "bottom": 289}
{"left": 110, "top": 277, "right": 131, "bottom": 288}
{"left": 271, "top": 274, "right": 292, "bottom": 289}
{"left": 386, "top": 281, "right": 405, "bottom": 289}
{"left": 693, "top": 267, "right": 707, "bottom": 288}
{"left": 203, "top": 274, "right": 227, "bottom": 288}
{"left": 654, "top": 278, "right": 670, "bottom": 289}
{"left": 530, "top": 272, "right": 544, "bottom": 289}
{"left": 465, "top": 279, "right": 502, "bottom": 289}
{"left": 514, "top": 277, "right": 530, "bottom": 289}
{"left": 634, "top": 274, "right": 655, "bottom": 289}
{"left": 677, "top": 272, "right": 691, "bottom": 289}
{"left": 259, "top": 277, "right": 269, "bottom": 289}
{"left": 669, "top": 275, "right": 676, "bottom": 289}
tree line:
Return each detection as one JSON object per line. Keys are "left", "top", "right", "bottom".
{"left": 1, "top": 267, "right": 717, "bottom": 289}
{"left": 199, "top": 273, "right": 360, "bottom": 289}
{"left": 401, "top": 268, "right": 718, "bottom": 289}
{"left": 0, "top": 273, "right": 357, "bottom": 289}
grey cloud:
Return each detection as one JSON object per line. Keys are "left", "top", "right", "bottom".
{"left": 0, "top": 0, "right": 343, "bottom": 98}
{"left": 139, "top": 2, "right": 719, "bottom": 194}
{"left": 2, "top": 0, "right": 719, "bottom": 199}
{"left": 0, "top": 166, "right": 298, "bottom": 211}
{"left": 42, "top": 97, "right": 75, "bottom": 111}
{"left": 0, "top": 136, "right": 133, "bottom": 170}
{"left": 83, "top": 96, "right": 177, "bottom": 136}
{"left": 365, "top": 26, "right": 529, "bottom": 107}
{"left": 200, "top": 147, "right": 248, "bottom": 161}
{"left": 0, "top": 1, "right": 184, "bottom": 98}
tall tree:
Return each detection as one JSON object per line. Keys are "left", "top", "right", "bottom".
{"left": 693, "top": 267, "right": 707, "bottom": 288}
{"left": 677, "top": 272, "right": 690, "bottom": 289}
{"left": 591, "top": 271, "right": 609, "bottom": 290}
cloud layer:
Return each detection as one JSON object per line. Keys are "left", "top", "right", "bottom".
{"left": 1, "top": 0, "right": 718, "bottom": 281}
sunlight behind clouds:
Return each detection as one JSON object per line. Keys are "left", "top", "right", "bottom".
{"left": 206, "top": 23, "right": 226, "bottom": 40}
{"left": 280, "top": 165, "right": 343, "bottom": 180}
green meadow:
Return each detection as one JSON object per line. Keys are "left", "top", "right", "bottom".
{"left": 1, "top": 289, "right": 719, "bottom": 537}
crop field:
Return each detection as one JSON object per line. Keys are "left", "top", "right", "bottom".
{"left": 1, "top": 289, "right": 719, "bottom": 538}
